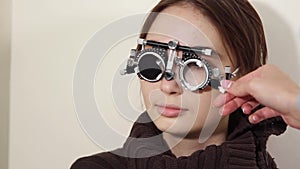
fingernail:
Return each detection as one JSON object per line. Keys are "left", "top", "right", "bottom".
{"left": 242, "top": 107, "right": 251, "bottom": 114}
{"left": 221, "top": 80, "right": 232, "bottom": 89}
{"left": 251, "top": 115, "right": 260, "bottom": 123}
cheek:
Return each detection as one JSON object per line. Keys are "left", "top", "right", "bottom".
{"left": 140, "top": 81, "right": 149, "bottom": 106}
{"left": 186, "top": 90, "right": 212, "bottom": 113}
{"left": 178, "top": 90, "right": 212, "bottom": 130}
{"left": 140, "top": 80, "right": 158, "bottom": 109}
{"left": 189, "top": 91, "right": 213, "bottom": 132}
{"left": 195, "top": 91, "right": 211, "bottom": 115}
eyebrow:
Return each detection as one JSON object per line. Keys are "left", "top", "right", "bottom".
{"left": 140, "top": 39, "right": 214, "bottom": 56}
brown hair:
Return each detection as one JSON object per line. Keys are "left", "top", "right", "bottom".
{"left": 139, "top": 0, "right": 267, "bottom": 76}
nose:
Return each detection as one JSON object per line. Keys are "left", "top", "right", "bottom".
{"left": 160, "top": 75, "right": 183, "bottom": 95}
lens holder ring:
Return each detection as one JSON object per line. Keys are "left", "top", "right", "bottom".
{"left": 136, "top": 48, "right": 167, "bottom": 82}
{"left": 179, "top": 52, "right": 212, "bottom": 91}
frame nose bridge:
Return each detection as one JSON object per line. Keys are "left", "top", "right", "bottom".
{"left": 164, "top": 40, "right": 179, "bottom": 81}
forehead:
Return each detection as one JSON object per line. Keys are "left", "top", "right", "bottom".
{"left": 147, "top": 4, "right": 226, "bottom": 56}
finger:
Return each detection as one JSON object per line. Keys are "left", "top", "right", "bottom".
{"left": 223, "top": 80, "right": 252, "bottom": 97}
{"left": 221, "top": 68, "right": 263, "bottom": 97}
{"left": 249, "top": 107, "right": 281, "bottom": 124}
{"left": 213, "top": 93, "right": 235, "bottom": 108}
{"left": 220, "top": 95, "right": 253, "bottom": 116}
{"left": 241, "top": 100, "right": 260, "bottom": 114}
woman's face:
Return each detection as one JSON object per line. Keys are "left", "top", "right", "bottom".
{"left": 140, "top": 4, "right": 233, "bottom": 138}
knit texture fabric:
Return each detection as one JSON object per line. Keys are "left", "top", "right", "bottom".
{"left": 71, "top": 109, "right": 286, "bottom": 169}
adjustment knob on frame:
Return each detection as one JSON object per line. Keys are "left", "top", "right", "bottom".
{"left": 168, "top": 40, "right": 179, "bottom": 50}
{"left": 164, "top": 71, "right": 175, "bottom": 81}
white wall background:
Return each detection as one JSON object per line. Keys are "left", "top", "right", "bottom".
{"left": 1, "top": 0, "right": 299, "bottom": 169}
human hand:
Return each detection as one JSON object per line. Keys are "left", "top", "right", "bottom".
{"left": 214, "top": 64, "right": 300, "bottom": 129}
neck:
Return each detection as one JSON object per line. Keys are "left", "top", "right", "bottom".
{"left": 163, "top": 117, "right": 229, "bottom": 157}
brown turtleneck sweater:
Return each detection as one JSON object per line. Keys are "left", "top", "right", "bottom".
{"left": 70, "top": 109, "right": 286, "bottom": 169}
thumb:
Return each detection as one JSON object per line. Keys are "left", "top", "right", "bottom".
{"left": 221, "top": 80, "right": 252, "bottom": 97}
{"left": 223, "top": 66, "right": 264, "bottom": 96}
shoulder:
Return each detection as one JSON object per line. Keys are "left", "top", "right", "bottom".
{"left": 228, "top": 107, "right": 287, "bottom": 139}
{"left": 228, "top": 108, "right": 287, "bottom": 168}
{"left": 70, "top": 152, "right": 128, "bottom": 169}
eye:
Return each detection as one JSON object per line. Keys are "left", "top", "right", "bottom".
{"left": 137, "top": 48, "right": 166, "bottom": 82}
{"left": 183, "top": 60, "right": 207, "bottom": 86}
{"left": 180, "top": 51, "right": 211, "bottom": 91}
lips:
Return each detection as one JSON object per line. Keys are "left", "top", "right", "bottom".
{"left": 156, "top": 104, "right": 188, "bottom": 117}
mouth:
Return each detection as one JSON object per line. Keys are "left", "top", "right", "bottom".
{"left": 155, "top": 104, "right": 188, "bottom": 118}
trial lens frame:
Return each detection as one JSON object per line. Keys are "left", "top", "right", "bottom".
{"left": 121, "top": 38, "right": 234, "bottom": 92}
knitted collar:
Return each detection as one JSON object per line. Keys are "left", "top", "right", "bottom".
{"left": 113, "top": 109, "right": 286, "bottom": 169}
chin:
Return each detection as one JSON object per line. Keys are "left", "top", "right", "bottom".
{"left": 153, "top": 115, "right": 204, "bottom": 138}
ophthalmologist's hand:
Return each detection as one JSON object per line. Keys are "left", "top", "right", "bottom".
{"left": 214, "top": 64, "right": 300, "bottom": 129}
